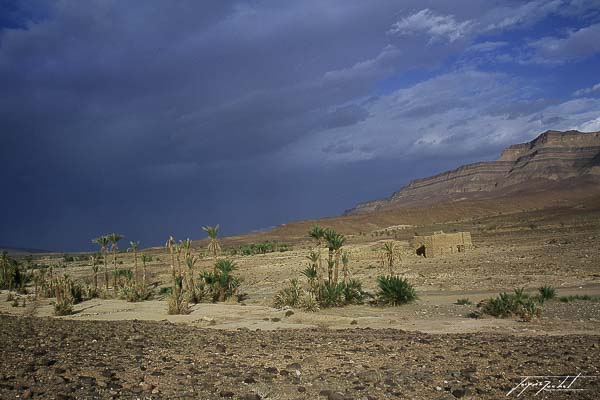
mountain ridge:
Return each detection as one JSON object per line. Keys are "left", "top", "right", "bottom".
{"left": 346, "top": 129, "right": 600, "bottom": 215}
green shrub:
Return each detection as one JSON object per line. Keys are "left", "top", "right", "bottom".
{"left": 159, "top": 286, "right": 172, "bottom": 296}
{"left": 238, "top": 241, "right": 292, "bottom": 256}
{"left": 198, "top": 259, "right": 242, "bottom": 302}
{"left": 167, "top": 276, "right": 190, "bottom": 315}
{"left": 113, "top": 268, "right": 133, "bottom": 281}
{"left": 53, "top": 276, "right": 75, "bottom": 316}
{"left": 559, "top": 294, "right": 600, "bottom": 303}
{"left": 342, "top": 279, "right": 366, "bottom": 305}
{"left": 482, "top": 288, "right": 541, "bottom": 320}
{"left": 318, "top": 281, "right": 345, "bottom": 308}
{"left": 456, "top": 298, "right": 472, "bottom": 305}
{"left": 538, "top": 285, "right": 556, "bottom": 304}
{"left": 299, "top": 292, "right": 319, "bottom": 312}
{"left": 376, "top": 275, "right": 417, "bottom": 306}
{"left": 186, "top": 278, "right": 208, "bottom": 304}
{"left": 273, "top": 279, "right": 303, "bottom": 308}
{"left": 0, "top": 256, "right": 31, "bottom": 293}
{"left": 119, "top": 282, "right": 153, "bottom": 302}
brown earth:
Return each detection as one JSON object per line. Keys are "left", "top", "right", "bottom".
{"left": 2, "top": 181, "right": 600, "bottom": 398}
{"left": 1, "top": 315, "right": 599, "bottom": 400}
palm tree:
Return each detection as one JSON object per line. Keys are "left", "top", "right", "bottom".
{"left": 324, "top": 229, "right": 346, "bottom": 284}
{"left": 127, "top": 241, "right": 140, "bottom": 284}
{"left": 341, "top": 250, "right": 350, "bottom": 283}
{"left": 202, "top": 225, "right": 221, "bottom": 260}
{"left": 214, "top": 259, "right": 237, "bottom": 302}
{"left": 140, "top": 254, "right": 150, "bottom": 288}
{"left": 92, "top": 236, "right": 111, "bottom": 290}
{"left": 308, "top": 225, "right": 325, "bottom": 282}
{"left": 174, "top": 242, "right": 183, "bottom": 277}
{"left": 382, "top": 241, "right": 401, "bottom": 275}
{"left": 165, "top": 236, "right": 176, "bottom": 278}
{"left": 107, "top": 233, "right": 124, "bottom": 287}
{"left": 184, "top": 254, "right": 197, "bottom": 293}
{"left": 305, "top": 250, "right": 321, "bottom": 289}
{"left": 181, "top": 238, "right": 193, "bottom": 260}
{"left": 90, "top": 254, "right": 99, "bottom": 292}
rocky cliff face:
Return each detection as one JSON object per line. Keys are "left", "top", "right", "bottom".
{"left": 348, "top": 130, "right": 600, "bottom": 214}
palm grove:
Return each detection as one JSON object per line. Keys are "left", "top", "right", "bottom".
{"left": 274, "top": 225, "right": 416, "bottom": 311}
{"left": 1, "top": 223, "right": 417, "bottom": 316}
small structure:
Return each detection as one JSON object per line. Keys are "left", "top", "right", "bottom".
{"left": 412, "top": 231, "right": 472, "bottom": 258}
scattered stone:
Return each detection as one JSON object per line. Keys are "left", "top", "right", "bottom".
{"left": 216, "top": 343, "right": 227, "bottom": 353}
{"left": 240, "top": 394, "right": 261, "bottom": 400}
{"left": 286, "top": 362, "right": 301, "bottom": 370}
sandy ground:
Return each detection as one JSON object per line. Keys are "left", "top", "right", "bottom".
{"left": 2, "top": 282, "right": 600, "bottom": 336}
{"left": 2, "top": 206, "right": 600, "bottom": 398}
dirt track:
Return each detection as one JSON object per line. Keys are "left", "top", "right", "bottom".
{"left": 1, "top": 315, "right": 599, "bottom": 400}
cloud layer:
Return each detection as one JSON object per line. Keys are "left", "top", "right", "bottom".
{"left": 1, "top": 0, "right": 600, "bottom": 250}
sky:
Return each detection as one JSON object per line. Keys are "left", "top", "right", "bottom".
{"left": 1, "top": 0, "right": 600, "bottom": 252}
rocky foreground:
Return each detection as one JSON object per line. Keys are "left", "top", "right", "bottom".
{"left": 0, "top": 315, "right": 599, "bottom": 399}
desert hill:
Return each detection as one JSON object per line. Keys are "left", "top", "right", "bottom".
{"left": 347, "top": 130, "right": 600, "bottom": 215}
{"left": 0, "top": 246, "right": 53, "bottom": 255}
{"left": 191, "top": 129, "right": 600, "bottom": 247}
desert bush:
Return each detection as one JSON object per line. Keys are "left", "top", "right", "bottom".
{"left": 186, "top": 279, "right": 208, "bottom": 304}
{"left": 456, "top": 298, "right": 473, "bottom": 305}
{"left": 41, "top": 274, "right": 86, "bottom": 303}
{"left": 53, "top": 276, "right": 75, "bottom": 316}
{"left": 159, "top": 286, "right": 172, "bottom": 296}
{"left": 318, "top": 281, "right": 345, "bottom": 308}
{"left": 167, "top": 276, "right": 190, "bottom": 315}
{"left": 273, "top": 279, "right": 303, "bottom": 308}
{"left": 376, "top": 275, "right": 417, "bottom": 306}
{"left": 342, "top": 279, "right": 366, "bottom": 305}
{"left": 118, "top": 282, "right": 152, "bottom": 302}
{"left": 538, "top": 285, "right": 556, "bottom": 304}
{"left": 199, "top": 259, "right": 242, "bottom": 302}
{"left": 482, "top": 288, "right": 541, "bottom": 320}
{"left": 301, "top": 264, "right": 318, "bottom": 281}
{"left": 81, "top": 282, "right": 99, "bottom": 299}
{"left": 0, "top": 256, "right": 31, "bottom": 293}
{"left": 298, "top": 291, "right": 320, "bottom": 312}
{"left": 559, "top": 294, "right": 600, "bottom": 303}
{"left": 238, "top": 241, "right": 292, "bottom": 256}
{"left": 113, "top": 268, "right": 133, "bottom": 283}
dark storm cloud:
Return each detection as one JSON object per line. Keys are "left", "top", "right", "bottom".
{"left": 0, "top": 0, "right": 425, "bottom": 250}
{"left": 2, "top": 0, "right": 600, "bottom": 251}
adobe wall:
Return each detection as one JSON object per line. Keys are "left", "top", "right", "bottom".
{"left": 412, "top": 232, "right": 472, "bottom": 258}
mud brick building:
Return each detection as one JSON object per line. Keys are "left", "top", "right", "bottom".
{"left": 412, "top": 231, "right": 473, "bottom": 258}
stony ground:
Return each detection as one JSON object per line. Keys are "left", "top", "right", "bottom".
{"left": 3, "top": 205, "right": 600, "bottom": 399}
{"left": 1, "top": 315, "right": 599, "bottom": 400}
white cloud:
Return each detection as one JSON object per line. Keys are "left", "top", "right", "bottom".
{"left": 576, "top": 116, "right": 600, "bottom": 131}
{"left": 322, "top": 45, "right": 402, "bottom": 85}
{"left": 573, "top": 83, "right": 600, "bottom": 96}
{"left": 388, "top": 9, "right": 473, "bottom": 43}
{"left": 527, "top": 23, "right": 600, "bottom": 62}
{"left": 281, "top": 69, "right": 600, "bottom": 165}
{"left": 467, "top": 41, "right": 508, "bottom": 52}
{"left": 483, "top": 0, "right": 564, "bottom": 31}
